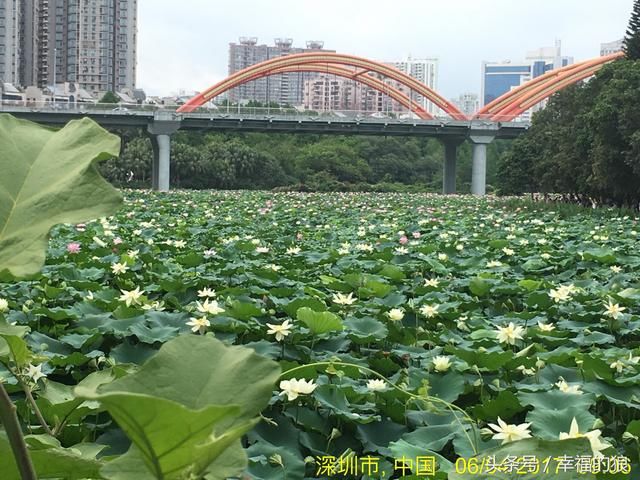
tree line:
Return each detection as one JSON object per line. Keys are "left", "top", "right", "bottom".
{"left": 99, "top": 130, "right": 507, "bottom": 193}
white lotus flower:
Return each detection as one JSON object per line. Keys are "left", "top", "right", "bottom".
{"left": 0, "top": 298, "right": 8, "bottom": 312}
{"left": 119, "top": 287, "right": 144, "bottom": 307}
{"left": 332, "top": 292, "right": 356, "bottom": 305}
{"left": 26, "top": 363, "right": 46, "bottom": 383}
{"left": 111, "top": 262, "right": 129, "bottom": 275}
{"left": 186, "top": 317, "right": 210, "bottom": 334}
{"left": 559, "top": 417, "right": 609, "bottom": 458}
{"left": 555, "top": 378, "right": 583, "bottom": 395}
{"left": 420, "top": 304, "right": 439, "bottom": 318}
{"left": 604, "top": 300, "right": 625, "bottom": 319}
{"left": 196, "top": 299, "right": 225, "bottom": 315}
{"left": 197, "top": 287, "right": 216, "bottom": 298}
{"left": 488, "top": 417, "right": 532, "bottom": 444}
{"left": 496, "top": 322, "right": 525, "bottom": 345}
{"left": 610, "top": 360, "right": 625, "bottom": 373}
{"left": 432, "top": 356, "right": 452, "bottom": 372}
{"left": 549, "top": 288, "right": 570, "bottom": 303}
{"left": 266, "top": 320, "right": 293, "bottom": 341}
{"left": 203, "top": 249, "right": 217, "bottom": 258}
{"left": 279, "top": 378, "right": 317, "bottom": 401}
{"left": 387, "top": 308, "right": 405, "bottom": 321}
{"left": 537, "top": 321, "right": 556, "bottom": 332}
{"left": 366, "top": 379, "right": 387, "bottom": 391}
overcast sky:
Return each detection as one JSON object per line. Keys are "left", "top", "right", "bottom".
{"left": 137, "top": 0, "right": 632, "bottom": 99}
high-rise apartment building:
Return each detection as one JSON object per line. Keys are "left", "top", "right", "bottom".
{"left": 1, "top": 0, "right": 137, "bottom": 95}
{"left": 390, "top": 56, "right": 439, "bottom": 114}
{"left": 453, "top": 92, "right": 479, "bottom": 116}
{"left": 302, "top": 73, "right": 420, "bottom": 116}
{"left": 0, "top": 0, "right": 22, "bottom": 85}
{"left": 600, "top": 39, "right": 623, "bottom": 56}
{"left": 227, "top": 37, "right": 334, "bottom": 105}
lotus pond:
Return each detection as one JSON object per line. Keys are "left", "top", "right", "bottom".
{"left": 1, "top": 191, "right": 639, "bottom": 479}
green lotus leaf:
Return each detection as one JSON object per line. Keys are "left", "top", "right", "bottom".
{"left": 77, "top": 335, "right": 280, "bottom": 478}
{"left": 297, "top": 306, "right": 344, "bottom": 334}
{"left": 0, "top": 114, "right": 122, "bottom": 280}
{"left": 449, "top": 438, "right": 595, "bottom": 480}
{"left": 0, "top": 431, "right": 105, "bottom": 480}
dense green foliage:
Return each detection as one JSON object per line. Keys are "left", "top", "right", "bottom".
{"left": 98, "top": 92, "right": 120, "bottom": 104}
{"left": 100, "top": 131, "right": 506, "bottom": 193}
{"left": 496, "top": 59, "right": 640, "bottom": 206}
{"left": 624, "top": 0, "right": 640, "bottom": 60}
{"left": 1, "top": 191, "right": 639, "bottom": 479}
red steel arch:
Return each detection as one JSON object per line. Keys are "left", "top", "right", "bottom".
{"left": 476, "top": 52, "right": 623, "bottom": 121}
{"left": 177, "top": 52, "right": 467, "bottom": 120}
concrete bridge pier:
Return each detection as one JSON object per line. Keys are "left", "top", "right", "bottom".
{"left": 441, "top": 138, "right": 464, "bottom": 194}
{"left": 469, "top": 127, "right": 498, "bottom": 196}
{"left": 147, "top": 113, "right": 181, "bottom": 192}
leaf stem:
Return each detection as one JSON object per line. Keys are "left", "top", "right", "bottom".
{"left": 0, "top": 382, "right": 37, "bottom": 480}
{"left": 22, "top": 386, "right": 53, "bottom": 436}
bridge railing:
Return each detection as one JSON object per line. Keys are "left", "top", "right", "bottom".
{"left": 0, "top": 100, "right": 531, "bottom": 124}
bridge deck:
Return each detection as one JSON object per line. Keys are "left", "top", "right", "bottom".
{"left": 0, "top": 105, "right": 529, "bottom": 139}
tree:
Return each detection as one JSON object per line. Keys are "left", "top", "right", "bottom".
{"left": 99, "top": 91, "right": 120, "bottom": 104}
{"left": 496, "top": 60, "right": 640, "bottom": 206}
{"left": 624, "top": 0, "right": 640, "bottom": 60}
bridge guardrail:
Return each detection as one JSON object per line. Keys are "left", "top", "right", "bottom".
{"left": 0, "top": 100, "right": 531, "bottom": 125}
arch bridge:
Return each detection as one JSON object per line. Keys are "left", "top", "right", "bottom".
{"left": 168, "top": 51, "right": 622, "bottom": 195}
{"left": 2, "top": 51, "right": 622, "bottom": 194}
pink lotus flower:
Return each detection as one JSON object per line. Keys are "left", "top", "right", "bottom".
{"left": 399, "top": 236, "right": 408, "bottom": 245}
{"left": 113, "top": 237, "right": 123, "bottom": 245}
{"left": 67, "top": 242, "right": 81, "bottom": 254}
{"left": 412, "top": 232, "right": 421, "bottom": 239}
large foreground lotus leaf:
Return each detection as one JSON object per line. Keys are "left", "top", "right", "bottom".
{"left": 77, "top": 391, "right": 255, "bottom": 480}
{"left": 101, "top": 441, "right": 248, "bottom": 480}
{"left": 77, "top": 335, "right": 281, "bottom": 478}
{"left": 0, "top": 114, "right": 122, "bottom": 279}
{"left": 0, "top": 431, "right": 105, "bottom": 480}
